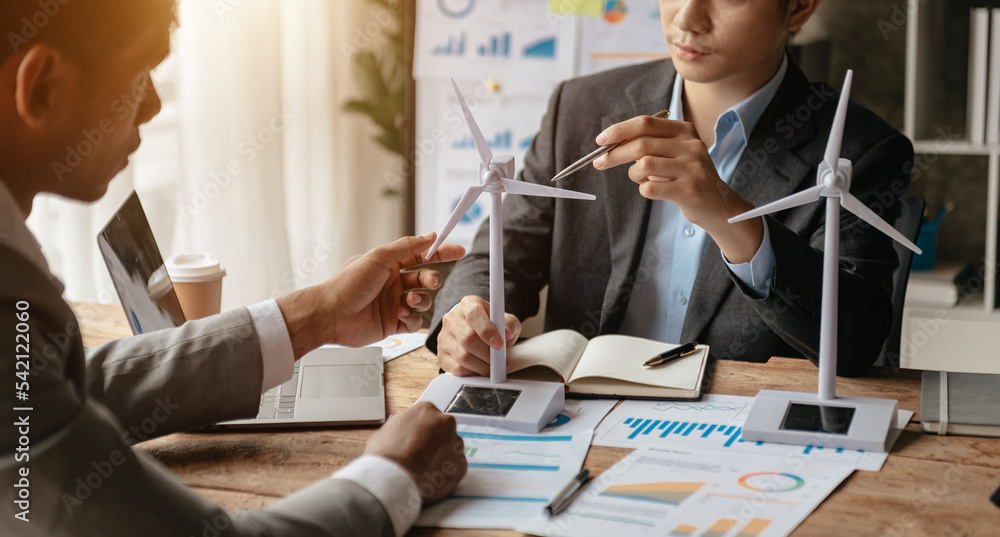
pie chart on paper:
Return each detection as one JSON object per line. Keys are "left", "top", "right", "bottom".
{"left": 603, "top": 0, "right": 628, "bottom": 24}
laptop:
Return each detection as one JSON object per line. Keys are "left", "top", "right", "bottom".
{"left": 97, "top": 192, "right": 385, "bottom": 428}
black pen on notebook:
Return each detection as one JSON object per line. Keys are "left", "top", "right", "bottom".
{"left": 544, "top": 468, "right": 591, "bottom": 516}
{"left": 643, "top": 342, "right": 699, "bottom": 368}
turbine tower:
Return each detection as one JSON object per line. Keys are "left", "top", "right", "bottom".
{"left": 417, "top": 79, "right": 595, "bottom": 433}
{"left": 728, "top": 70, "right": 921, "bottom": 451}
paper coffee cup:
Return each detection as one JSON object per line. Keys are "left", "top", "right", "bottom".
{"left": 165, "top": 253, "right": 226, "bottom": 320}
{"left": 147, "top": 265, "right": 186, "bottom": 325}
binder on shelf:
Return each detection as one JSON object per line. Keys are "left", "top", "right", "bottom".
{"left": 989, "top": 9, "right": 1000, "bottom": 144}
{"left": 921, "top": 371, "right": 1000, "bottom": 438}
{"left": 968, "top": 8, "right": 989, "bottom": 145}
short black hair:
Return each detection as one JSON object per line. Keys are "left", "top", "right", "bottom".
{"left": 1, "top": 0, "right": 177, "bottom": 69}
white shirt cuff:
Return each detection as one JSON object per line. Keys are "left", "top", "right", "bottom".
{"left": 723, "top": 218, "right": 776, "bottom": 298}
{"left": 247, "top": 300, "right": 296, "bottom": 393}
{"left": 333, "top": 455, "right": 421, "bottom": 537}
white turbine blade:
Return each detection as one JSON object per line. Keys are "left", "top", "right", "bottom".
{"left": 450, "top": 78, "right": 493, "bottom": 170}
{"left": 426, "top": 184, "right": 488, "bottom": 259}
{"left": 824, "top": 70, "right": 853, "bottom": 177}
{"left": 499, "top": 178, "right": 596, "bottom": 200}
{"left": 839, "top": 192, "right": 923, "bottom": 254}
{"left": 728, "top": 185, "right": 825, "bottom": 223}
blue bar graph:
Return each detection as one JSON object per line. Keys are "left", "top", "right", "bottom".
{"left": 458, "top": 431, "right": 571, "bottom": 442}
{"left": 523, "top": 37, "right": 556, "bottom": 58}
{"left": 432, "top": 33, "right": 466, "bottom": 55}
{"left": 478, "top": 33, "right": 511, "bottom": 57}
{"left": 620, "top": 417, "right": 864, "bottom": 455}
{"left": 453, "top": 130, "right": 512, "bottom": 150}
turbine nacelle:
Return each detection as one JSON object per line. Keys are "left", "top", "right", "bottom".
{"left": 818, "top": 158, "right": 852, "bottom": 192}
{"left": 481, "top": 155, "right": 514, "bottom": 190}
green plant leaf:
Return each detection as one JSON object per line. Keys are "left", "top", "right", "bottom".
{"left": 341, "top": 0, "right": 407, "bottom": 167}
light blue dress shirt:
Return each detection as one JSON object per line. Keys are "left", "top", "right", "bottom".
{"left": 618, "top": 56, "right": 788, "bottom": 343}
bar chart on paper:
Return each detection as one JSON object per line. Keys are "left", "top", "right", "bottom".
{"left": 669, "top": 517, "right": 773, "bottom": 537}
{"left": 518, "top": 447, "right": 854, "bottom": 537}
{"left": 592, "top": 395, "right": 910, "bottom": 471}
{"left": 601, "top": 481, "right": 706, "bottom": 504}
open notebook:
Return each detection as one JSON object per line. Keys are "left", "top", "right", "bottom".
{"left": 506, "top": 329, "right": 709, "bottom": 400}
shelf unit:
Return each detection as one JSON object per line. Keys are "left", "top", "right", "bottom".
{"left": 901, "top": 1, "right": 1000, "bottom": 374}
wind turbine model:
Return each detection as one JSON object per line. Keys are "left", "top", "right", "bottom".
{"left": 728, "top": 70, "right": 921, "bottom": 452}
{"left": 417, "top": 79, "right": 596, "bottom": 433}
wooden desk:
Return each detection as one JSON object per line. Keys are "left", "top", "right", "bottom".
{"left": 71, "top": 302, "right": 1000, "bottom": 536}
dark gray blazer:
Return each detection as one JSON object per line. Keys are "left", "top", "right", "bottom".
{"left": 429, "top": 59, "right": 913, "bottom": 376}
{"left": 0, "top": 244, "right": 395, "bottom": 537}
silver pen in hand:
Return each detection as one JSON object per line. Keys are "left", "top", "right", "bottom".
{"left": 550, "top": 109, "right": 670, "bottom": 182}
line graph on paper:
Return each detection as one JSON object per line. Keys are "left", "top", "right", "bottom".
{"left": 652, "top": 402, "right": 750, "bottom": 421}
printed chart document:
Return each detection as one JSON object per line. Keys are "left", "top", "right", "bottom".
{"left": 576, "top": 0, "right": 672, "bottom": 76}
{"left": 373, "top": 332, "right": 427, "bottom": 361}
{"left": 324, "top": 332, "right": 427, "bottom": 362}
{"left": 592, "top": 394, "right": 913, "bottom": 471}
{"left": 518, "top": 446, "right": 855, "bottom": 537}
{"left": 414, "top": 0, "right": 576, "bottom": 86}
{"left": 417, "top": 399, "right": 618, "bottom": 529}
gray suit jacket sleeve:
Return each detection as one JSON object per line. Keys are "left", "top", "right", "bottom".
{"left": 84, "top": 308, "right": 265, "bottom": 439}
{"left": 1, "top": 245, "right": 396, "bottom": 537}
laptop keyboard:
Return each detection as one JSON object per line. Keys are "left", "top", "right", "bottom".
{"left": 257, "top": 362, "right": 299, "bottom": 420}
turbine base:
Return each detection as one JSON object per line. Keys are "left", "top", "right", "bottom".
{"left": 417, "top": 374, "right": 565, "bottom": 433}
{"left": 742, "top": 390, "right": 899, "bottom": 452}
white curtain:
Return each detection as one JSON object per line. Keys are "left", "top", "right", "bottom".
{"left": 27, "top": 0, "right": 405, "bottom": 311}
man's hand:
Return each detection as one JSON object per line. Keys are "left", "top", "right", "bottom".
{"left": 436, "top": 295, "right": 521, "bottom": 376}
{"left": 365, "top": 402, "right": 467, "bottom": 505}
{"left": 593, "top": 115, "right": 764, "bottom": 264}
{"left": 276, "top": 233, "right": 465, "bottom": 358}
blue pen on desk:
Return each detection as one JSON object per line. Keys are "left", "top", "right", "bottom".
{"left": 643, "top": 342, "right": 699, "bottom": 367}
{"left": 544, "top": 468, "right": 590, "bottom": 516}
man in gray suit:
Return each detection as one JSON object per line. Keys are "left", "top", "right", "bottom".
{"left": 1, "top": 1, "right": 467, "bottom": 536}
{"left": 431, "top": 0, "right": 913, "bottom": 376}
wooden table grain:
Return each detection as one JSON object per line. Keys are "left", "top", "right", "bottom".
{"left": 71, "top": 302, "right": 1000, "bottom": 536}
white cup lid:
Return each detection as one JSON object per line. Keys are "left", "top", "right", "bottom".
{"left": 147, "top": 265, "right": 172, "bottom": 298}
{"left": 166, "top": 253, "right": 226, "bottom": 282}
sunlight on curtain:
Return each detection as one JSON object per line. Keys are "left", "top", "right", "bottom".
{"left": 26, "top": 0, "right": 405, "bottom": 311}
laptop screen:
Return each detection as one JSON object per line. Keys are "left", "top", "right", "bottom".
{"left": 97, "top": 191, "right": 186, "bottom": 335}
